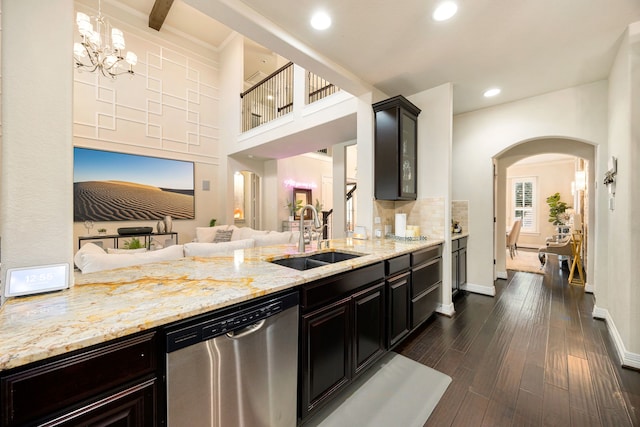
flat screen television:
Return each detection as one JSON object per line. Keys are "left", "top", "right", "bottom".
{"left": 74, "top": 147, "right": 195, "bottom": 222}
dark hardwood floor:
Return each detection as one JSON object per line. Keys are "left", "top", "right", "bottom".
{"left": 396, "top": 254, "right": 640, "bottom": 426}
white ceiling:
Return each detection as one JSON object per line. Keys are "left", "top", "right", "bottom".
{"left": 113, "top": 0, "right": 640, "bottom": 115}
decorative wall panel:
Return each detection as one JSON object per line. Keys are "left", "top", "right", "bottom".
{"left": 73, "top": 21, "right": 220, "bottom": 164}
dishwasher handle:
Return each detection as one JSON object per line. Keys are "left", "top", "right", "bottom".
{"left": 226, "top": 319, "right": 266, "bottom": 339}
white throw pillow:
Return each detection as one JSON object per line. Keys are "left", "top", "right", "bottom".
{"left": 232, "top": 227, "right": 269, "bottom": 241}
{"left": 183, "top": 239, "right": 255, "bottom": 257}
{"left": 195, "top": 225, "right": 229, "bottom": 243}
{"left": 106, "top": 247, "right": 149, "bottom": 254}
{"left": 74, "top": 243, "right": 106, "bottom": 269}
{"left": 253, "top": 231, "right": 293, "bottom": 247}
{"left": 77, "top": 244, "right": 185, "bottom": 274}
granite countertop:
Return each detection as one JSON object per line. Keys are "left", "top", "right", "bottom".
{"left": 452, "top": 232, "right": 469, "bottom": 240}
{"left": 0, "top": 237, "right": 443, "bottom": 372}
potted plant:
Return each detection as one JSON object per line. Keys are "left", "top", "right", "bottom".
{"left": 97, "top": 228, "right": 107, "bottom": 235}
{"left": 285, "top": 199, "right": 304, "bottom": 221}
{"left": 123, "top": 237, "right": 144, "bottom": 250}
{"left": 546, "top": 192, "right": 570, "bottom": 229}
{"left": 209, "top": 218, "right": 217, "bottom": 227}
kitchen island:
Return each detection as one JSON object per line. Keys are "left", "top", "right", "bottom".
{"left": 0, "top": 237, "right": 443, "bottom": 427}
{"left": 0, "top": 237, "right": 442, "bottom": 372}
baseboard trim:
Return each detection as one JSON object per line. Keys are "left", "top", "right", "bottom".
{"left": 461, "top": 282, "right": 496, "bottom": 296}
{"left": 592, "top": 305, "right": 640, "bottom": 369}
{"left": 592, "top": 305, "right": 607, "bottom": 319}
{"left": 496, "top": 270, "right": 508, "bottom": 280}
{"left": 437, "top": 303, "right": 455, "bottom": 317}
{"left": 584, "top": 282, "right": 594, "bottom": 293}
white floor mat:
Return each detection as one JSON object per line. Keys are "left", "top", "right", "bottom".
{"left": 304, "top": 351, "right": 452, "bottom": 427}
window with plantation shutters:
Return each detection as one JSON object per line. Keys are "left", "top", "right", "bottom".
{"left": 512, "top": 178, "right": 537, "bottom": 232}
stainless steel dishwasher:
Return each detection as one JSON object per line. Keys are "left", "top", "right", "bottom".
{"left": 165, "top": 291, "right": 299, "bottom": 427}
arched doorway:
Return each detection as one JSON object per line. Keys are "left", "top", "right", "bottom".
{"left": 494, "top": 137, "right": 596, "bottom": 292}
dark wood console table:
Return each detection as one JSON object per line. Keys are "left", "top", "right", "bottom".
{"left": 78, "top": 232, "right": 178, "bottom": 250}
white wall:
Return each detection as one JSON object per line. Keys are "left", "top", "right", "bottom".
{"left": 409, "top": 84, "right": 453, "bottom": 201}
{"left": 219, "top": 34, "right": 245, "bottom": 227}
{"left": 71, "top": 1, "right": 221, "bottom": 245}
{"left": 276, "top": 153, "right": 332, "bottom": 229}
{"left": 1, "top": 0, "right": 75, "bottom": 300}
{"left": 453, "top": 81, "right": 608, "bottom": 293}
{"left": 603, "top": 22, "right": 640, "bottom": 361}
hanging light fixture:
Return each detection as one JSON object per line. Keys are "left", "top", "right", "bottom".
{"left": 73, "top": 0, "right": 137, "bottom": 79}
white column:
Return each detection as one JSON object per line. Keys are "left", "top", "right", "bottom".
{"left": 1, "top": 0, "right": 75, "bottom": 299}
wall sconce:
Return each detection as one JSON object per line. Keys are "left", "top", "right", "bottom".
{"left": 603, "top": 156, "right": 617, "bottom": 195}
{"left": 574, "top": 170, "right": 586, "bottom": 191}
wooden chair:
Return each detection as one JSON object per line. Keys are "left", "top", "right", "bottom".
{"left": 506, "top": 219, "right": 522, "bottom": 259}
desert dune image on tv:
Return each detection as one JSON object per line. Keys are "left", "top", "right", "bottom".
{"left": 74, "top": 148, "right": 195, "bottom": 222}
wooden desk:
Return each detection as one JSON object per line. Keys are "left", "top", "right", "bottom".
{"left": 568, "top": 232, "right": 585, "bottom": 285}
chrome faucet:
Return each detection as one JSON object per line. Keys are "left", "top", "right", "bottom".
{"left": 298, "top": 204, "right": 321, "bottom": 252}
{"left": 316, "top": 224, "right": 329, "bottom": 249}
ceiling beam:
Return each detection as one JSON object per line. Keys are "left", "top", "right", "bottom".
{"left": 149, "top": 0, "right": 174, "bottom": 31}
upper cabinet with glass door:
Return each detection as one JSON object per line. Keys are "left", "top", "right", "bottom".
{"left": 373, "top": 95, "right": 421, "bottom": 201}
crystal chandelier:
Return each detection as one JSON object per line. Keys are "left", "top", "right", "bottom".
{"left": 73, "top": 0, "right": 137, "bottom": 79}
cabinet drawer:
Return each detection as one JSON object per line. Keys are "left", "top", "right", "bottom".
{"left": 42, "top": 379, "right": 156, "bottom": 427}
{"left": 411, "top": 245, "right": 442, "bottom": 266}
{"left": 385, "top": 254, "right": 410, "bottom": 276}
{"left": 300, "top": 263, "right": 385, "bottom": 311}
{"left": 452, "top": 237, "right": 467, "bottom": 251}
{"left": 412, "top": 283, "right": 441, "bottom": 328}
{"left": 1, "top": 332, "right": 157, "bottom": 427}
{"left": 411, "top": 257, "right": 442, "bottom": 298}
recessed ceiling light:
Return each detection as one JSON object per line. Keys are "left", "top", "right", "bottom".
{"left": 433, "top": 1, "right": 458, "bottom": 21}
{"left": 311, "top": 11, "right": 332, "bottom": 30}
{"left": 483, "top": 88, "right": 501, "bottom": 98}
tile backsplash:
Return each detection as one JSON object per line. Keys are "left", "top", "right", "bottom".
{"left": 374, "top": 198, "right": 446, "bottom": 239}
{"left": 452, "top": 200, "right": 469, "bottom": 234}
{"left": 373, "top": 198, "right": 469, "bottom": 239}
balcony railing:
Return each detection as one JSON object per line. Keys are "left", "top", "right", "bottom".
{"left": 307, "top": 72, "right": 340, "bottom": 104}
{"left": 241, "top": 62, "right": 293, "bottom": 132}
{"left": 240, "top": 63, "right": 341, "bottom": 132}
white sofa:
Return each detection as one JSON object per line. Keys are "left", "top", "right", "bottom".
{"left": 74, "top": 225, "right": 300, "bottom": 274}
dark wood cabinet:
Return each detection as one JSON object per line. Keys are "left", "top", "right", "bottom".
{"left": 42, "top": 379, "right": 156, "bottom": 427}
{"left": 384, "top": 254, "right": 411, "bottom": 349}
{"left": 460, "top": 246, "right": 467, "bottom": 288}
{"left": 387, "top": 271, "right": 411, "bottom": 348}
{"left": 452, "top": 237, "right": 468, "bottom": 297}
{"left": 0, "top": 332, "right": 158, "bottom": 427}
{"left": 452, "top": 249, "right": 459, "bottom": 294}
{"left": 300, "top": 298, "right": 351, "bottom": 417}
{"left": 352, "top": 283, "right": 386, "bottom": 375}
{"left": 373, "top": 95, "right": 421, "bottom": 201}
{"left": 298, "top": 263, "right": 386, "bottom": 420}
{"left": 411, "top": 245, "right": 442, "bottom": 328}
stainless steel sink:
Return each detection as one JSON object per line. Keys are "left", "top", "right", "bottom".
{"left": 269, "top": 251, "right": 363, "bottom": 271}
